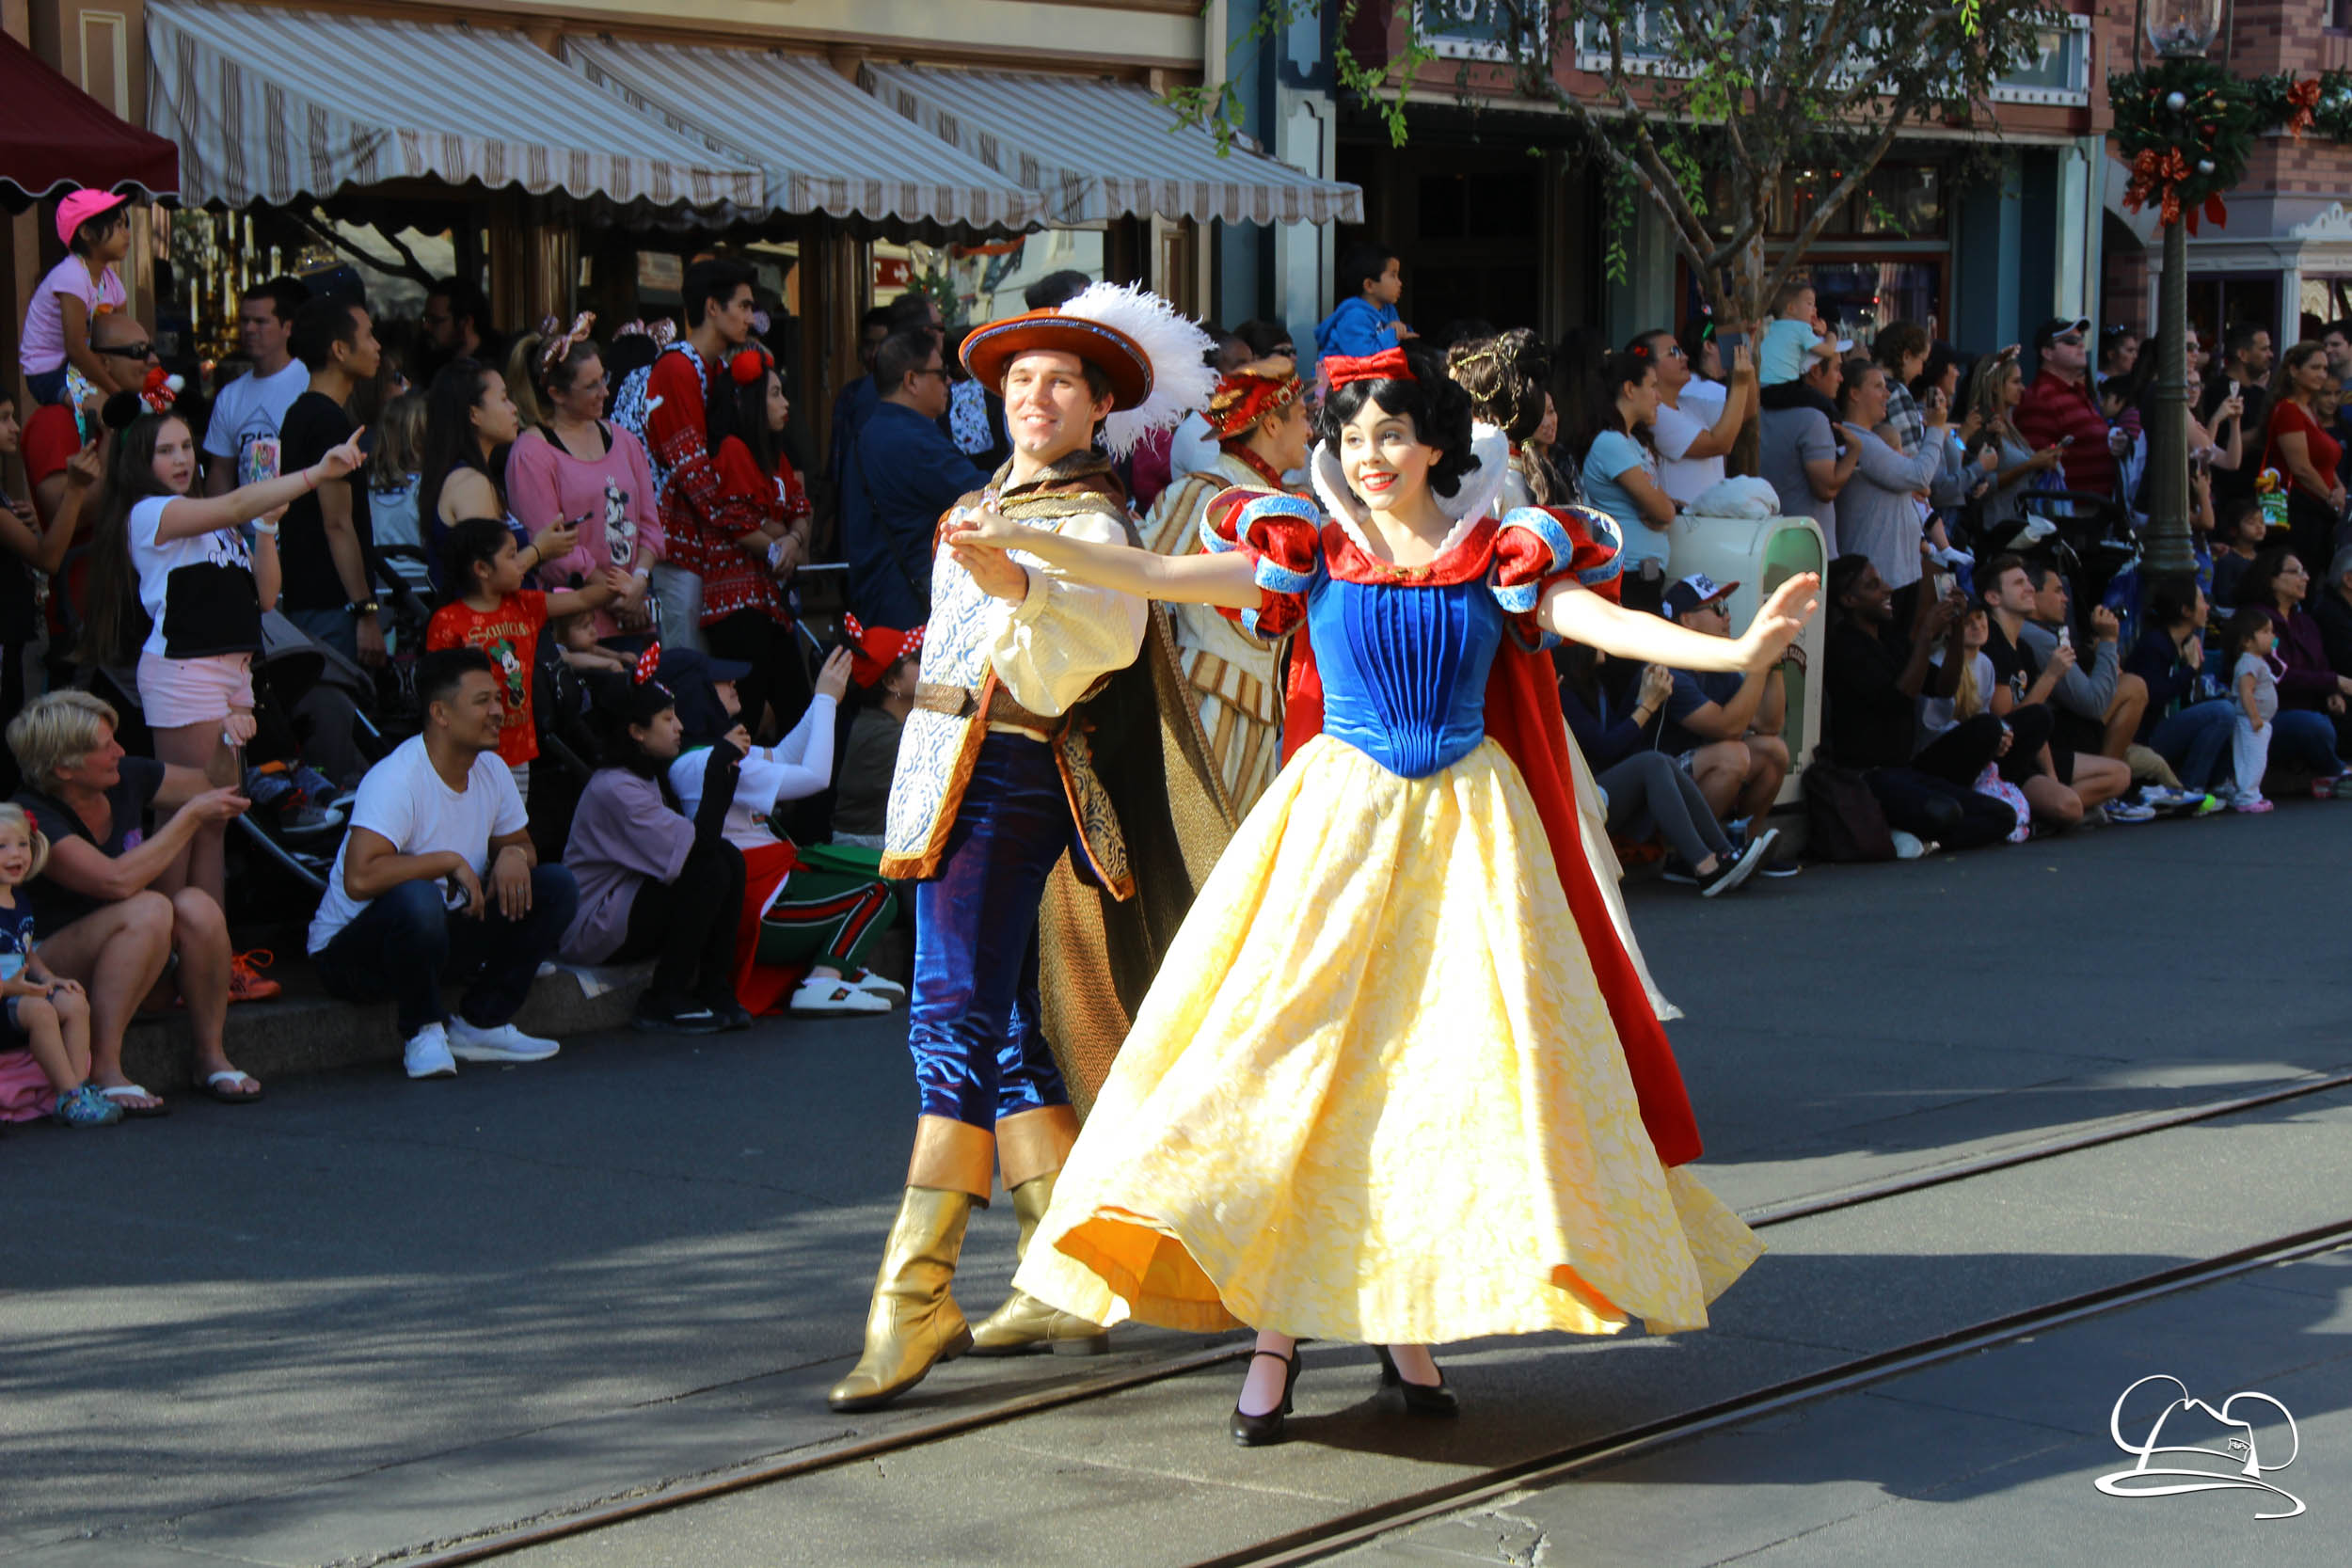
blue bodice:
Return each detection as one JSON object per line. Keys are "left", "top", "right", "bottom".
{"left": 1309, "top": 574, "right": 1503, "bottom": 779}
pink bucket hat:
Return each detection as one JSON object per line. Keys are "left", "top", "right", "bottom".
{"left": 56, "top": 189, "right": 129, "bottom": 248}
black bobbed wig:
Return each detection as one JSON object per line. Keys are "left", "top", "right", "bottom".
{"left": 1313, "top": 341, "right": 1479, "bottom": 498}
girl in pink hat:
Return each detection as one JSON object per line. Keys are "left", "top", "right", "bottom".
{"left": 20, "top": 191, "right": 133, "bottom": 407}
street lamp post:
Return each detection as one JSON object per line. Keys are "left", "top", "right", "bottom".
{"left": 2141, "top": 0, "right": 2230, "bottom": 586}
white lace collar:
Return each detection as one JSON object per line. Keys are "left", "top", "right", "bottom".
{"left": 1308, "top": 424, "right": 1511, "bottom": 561}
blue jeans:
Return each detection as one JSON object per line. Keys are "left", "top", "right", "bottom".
{"left": 285, "top": 605, "right": 358, "bottom": 663}
{"left": 313, "top": 868, "right": 579, "bottom": 1036}
{"left": 2148, "top": 700, "right": 2236, "bottom": 792}
{"left": 2268, "top": 709, "right": 2345, "bottom": 782}
{"left": 906, "top": 734, "right": 1073, "bottom": 1128}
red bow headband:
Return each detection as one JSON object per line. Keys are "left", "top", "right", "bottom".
{"left": 842, "top": 614, "right": 925, "bottom": 688}
{"left": 1322, "top": 347, "right": 1414, "bottom": 388}
{"left": 139, "top": 364, "right": 183, "bottom": 415}
{"left": 632, "top": 643, "right": 662, "bottom": 685}
{"left": 537, "top": 311, "right": 596, "bottom": 379}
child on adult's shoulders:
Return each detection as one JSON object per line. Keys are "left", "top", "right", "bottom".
{"left": 1313, "top": 242, "right": 1417, "bottom": 364}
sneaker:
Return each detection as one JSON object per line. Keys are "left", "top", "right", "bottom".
{"left": 1657, "top": 862, "right": 1700, "bottom": 886}
{"left": 699, "top": 996, "right": 755, "bottom": 1032}
{"left": 1696, "top": 844, "right": 1764, "bottom": 898}
{"left": 843, "top": 968, "right": 908, "bottom": 1003}
{"left": 2106, "top": 800, "right": 2158, "bottom": 823}
{"left": 2233, "top": 798, "right": 2277, "bottom": 815}
{"left": 404, "top": 1022, "right": 457, "bottom": 1080}
{"left": 1889, "top": 829, "right": 1931, "bottom": 860}
{"left": 445, "top": 1017, "right": 561, "bottom": 1063}
{"left": 2331, "top": 775, "right": 2352, "bottom": 799}
{"left": 632, "top": 993, "right": 725, "bottom": 1036}
{"left": 53, "top": 1084, "right": 123, "bottom": 1128}
{"left": 1740, "top": 825, "right": 1797, "bottom": 876}
{"left": 227, "top": 949, "right": 282, "bottom": 1003}
{"left": 2191, "top": 793, "right": 2226, "bottom": 816}
{"left": 789, "top": 975, "right": 893, "bottom": 1017}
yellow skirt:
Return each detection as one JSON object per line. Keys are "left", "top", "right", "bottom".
{"left": 1013, "top": 735, "right": 1762, "bottom": 1345}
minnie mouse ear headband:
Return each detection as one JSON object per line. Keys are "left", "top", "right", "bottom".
{"left": 99, "top": 366, "right": 186, "bottom": 432}
{"left": 842, "top": 614, "right": 924, "bottom": 687}
{"left": 1204, "top": 356, "right": 1304, "bottom": 441}
{"left": 727, "top": 341, "right": 776, "bottom": 387}
{"left": 612, "top": 318, "right": 679, "bottom": 349}
{"left": 958, "top": 282, "right": 1217, "bottom": 458}
{"left": 536, "top": 311, "right": 596, "bottom": 379}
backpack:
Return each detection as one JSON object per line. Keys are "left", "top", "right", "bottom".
{"left": 608, "top": 341, "right": 703, "bottom": 510}
{"left": 1802, "top": 756, "right": 1897, "bottom": 863}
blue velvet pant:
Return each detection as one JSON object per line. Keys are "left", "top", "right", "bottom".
{"left": 907, "top": 735, "right": 1073, "bottom": 1128}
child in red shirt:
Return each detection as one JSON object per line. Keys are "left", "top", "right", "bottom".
{"left": 427, "top": 518, "right": 626, "bottom": 793}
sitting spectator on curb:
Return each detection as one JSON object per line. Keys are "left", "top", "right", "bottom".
{"left": 8, "top": 689, "right": 261, "bottom": 1113}
{"left": 831, "top": 619, "right": 924, "bottom": 851}
{"left": 1822, "top": 555, "right": 2019, "bottom": 850}
{"left": 0, "top": 801, "right": 113, "bottom": 1127}
{"left": 1657, "top": 574, "right": 1793, "bottom": 834}
{"left": 2312, "top": 542, "right": 2352, "bottom": 678}
{"left": 559, "top": 661, "right": 752, "bottom": 1034}
{"left": 1558, "top": 645, "right": 1775, "bottom": 895}
{"left": 1914, "top": 603, "right": 2042, "bottom": 841}
{"left": 2125, "top": 578, "right": 2236, "bottom": 797}
{"left": 2234, "top": 547, "right": 2352, "bottom": 791}
{"left": 308, "top": 648, "right": 579, "bottom": 1080}
{"left": 2016, "top": 562, "right": 2150, "bottom": 764}
{"left": 1979, "top": 556, "right": 2137, "bottom": 824}
{"left": 663, "top": 646, "right": 901, "bottom": 1018}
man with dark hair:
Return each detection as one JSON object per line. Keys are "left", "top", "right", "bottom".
{"left": 2015, "top": 316, "right": 2122, "bottom": 500}
{"left": 422, "top": 276, "right": 496, "bottom": 366}
{"left": 2202, "top": 322, "right": 2275, "bottom": 508}
{"left": 1656, "top": 574, "right": 1793, "bottom": 833}
{"left": 827, "top": 305, "right": 899, "bottom": 483}
{"left": 203, "top": 275, "right": 313, "bottom": 496}
{"left": 842, "top": 329, "right": 985, "bottom": 628}
{"left": 2017, "top": 561, "right": 2150, "bottom": 764}
{"left": 1022, "top": 270, "right": 1093, "bottom": 311}
{"left": 642, "top": 257, "right": 759, "bottom": 643}
{"left": 309, "top": 647, "right": 578, "bottom": 1080}
{"left": 278, "top": 296, "right": 385, "bottom": 664}
{"left": 1979, "top": 554, "right": 2139, "bottom": 826}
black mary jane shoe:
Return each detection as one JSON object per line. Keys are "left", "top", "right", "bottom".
{"left": 1230, "top": 1346, "right": 1303, "bottom": 1447}
{"left": 1374, "top": 1346, "right": 1460, "bottom": 1418}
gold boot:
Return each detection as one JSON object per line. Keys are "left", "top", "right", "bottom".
{"left": 969, "top": 1169, "right": 1111, "bottom": 1356}
{"left": 827, "top": 1186, "right": 977, "bottom": 1410}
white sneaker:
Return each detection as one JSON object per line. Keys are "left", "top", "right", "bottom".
{"left": 405, "top": 1022, "right": 457, "bottom": 1080}
{"left": 444, "top": 1017, "right": 561, "bottom": 1063}
{"left": 789, "top": 975, "right": 893, "bottom": 1017}
{"left": 845, "top": 968, "right": 908, "bottom": 1003}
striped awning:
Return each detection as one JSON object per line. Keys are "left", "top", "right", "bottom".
{"left": 145, "top": 1, "right": 763, "bottom": 211}
{"left": 861, "top": 64, "right": 1362, "bottom": 228}
{"left": 564, "top": 40, "right": 1042, "bottom": 234}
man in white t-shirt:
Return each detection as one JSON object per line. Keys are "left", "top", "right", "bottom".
{"left": 309, "top": 647, "right": 580, "bottom": 1078}
{"left": 202, "top": 277, "right": 312, "bottom": 496}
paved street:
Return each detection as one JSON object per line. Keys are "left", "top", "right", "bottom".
{"left": 5, "top": 807, "right": 2349, "bottom": 1566}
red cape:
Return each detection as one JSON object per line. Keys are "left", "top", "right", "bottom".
{"left": 1282, "top": 635, "right": 1705, "bottom": 1167}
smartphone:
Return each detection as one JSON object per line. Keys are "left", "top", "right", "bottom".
{"left": 2059, "top": 435, "right": 2075, "bottom": 447}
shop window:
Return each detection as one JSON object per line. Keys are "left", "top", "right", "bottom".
{"left": 1751, "top": 161, "right": 1947, "bottom": 242}
{"left": 1801, "top": 259, "right": 1945, "bottom": 342}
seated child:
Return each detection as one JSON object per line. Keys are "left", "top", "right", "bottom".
{"left": 0, "top": 803, "right": 116, "bottom": 1127}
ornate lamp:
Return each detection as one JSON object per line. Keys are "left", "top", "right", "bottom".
{"left": 2144, "top": 0, "right": 2224, "bottom": 59}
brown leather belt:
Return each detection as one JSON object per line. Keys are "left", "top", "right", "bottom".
{"left": 914, "top": 680, "right": 1067, "bottom": 740}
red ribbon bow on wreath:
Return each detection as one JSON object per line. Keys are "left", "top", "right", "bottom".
{"left": 2123, "top": 147, "right": 2227, "bottom": 234}
{"left": 2288, "top": 78, "right": 2321, "bottom": 135}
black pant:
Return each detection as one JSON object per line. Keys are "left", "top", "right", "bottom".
{"left": 1913, "top": 711, "right": 2010, "bottom": 788}
{"left": 1863, "top": 766, "right": 2018, "bottom": 851}
{"left": 705, "top": 611, "right": 812, "bottom": 745}
{"left": 613, "top": 838, "right": 747, "bottom": 1003}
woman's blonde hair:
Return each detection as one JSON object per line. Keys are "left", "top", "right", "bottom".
{"left": 0, "top": 801, "right": 51, "bottom": 880}
{"left": 1952, "top": 610, "right": 1988, "bottom": 720}
{"left": 7, "top": 689, "right": 119, "bottom": 794}
{"left": 367, "top": 390, "right": 427, "bottom": 489}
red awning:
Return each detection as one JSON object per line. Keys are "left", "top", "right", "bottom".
{"left": 0, "top": 28, "right": 179, "bottom": 210}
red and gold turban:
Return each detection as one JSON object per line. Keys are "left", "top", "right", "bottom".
{"left": 1204, "top": 356, "right": 1305, "bottom": 442}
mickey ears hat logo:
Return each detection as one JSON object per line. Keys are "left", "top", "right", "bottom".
{"left": 2096, "top": 1375, "right": 2304, "bottom": 1520}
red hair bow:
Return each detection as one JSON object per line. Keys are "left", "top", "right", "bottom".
{"left": 632, "top": 642, "right": 662, "bottom": 685}
{"left": 1322, "top": 347, "right": 1414, "bottom": 388}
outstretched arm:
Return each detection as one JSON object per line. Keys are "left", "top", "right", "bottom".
{"left": 945, "top": 511, "right": 1262, "bottom": 610}
{"left": 1541, "top": 573, "right": 1818, "bottom": 674}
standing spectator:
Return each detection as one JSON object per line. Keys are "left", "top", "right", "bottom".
{"left": 2312, "top": 541, "right": 2352, "bottom": 676}
{"left": 2125, "top": 578, "right": 2235, "bottom": 797}
{"left": 1639, "top": 327, "right": 1756, "bottom": 505}
{"left": 1832, "top": 357, "right": 1945, "bottom": 590}
{"left": 2210, "top": 495, "right": 2270, "bottom": 610}
{"left": 1577, "top": 346, "right": 1677, "bottom": 575}
{"left": 2235, "top": 548, "right": 2352, "bottom": 788}
{"left": 832, "top": 621, "right": 923, "bottom": 850}
{"left": 1657, "top": 574, "right": 1792, "bottom": 831}
{"left": 643, "top": 258, "right": 758, "bottom": 654}
{"left": 1821, "top": 555, "right": 2018, "bottom": 849}
{"left": 277, "top": 295, "right": 385, "bottom": 665}
{"left": 2018, "top": 562, "right": 2149, "bottom": 763}
{"left": 421, "top": 277, "right": 499, "bottom": 381}
{"left": 503, "top": 322, "right": 662, "bottom": 642}
{"left": 1871, "top": 321, "right": 1934, "bottom": 456}
{"left": 840, "top": 328, "right": 986, "bottom": 630}
{"left": 828, "top": 306, "right": 896, "bottom": 485}
{"left": 0, "top": 399, "right": 100, "bottom": 790}
{"left": 201, "top": 277, "right": 311, "bottom": 494}
{"left": 942, "top": 323, "right": 1012, "bottom": 475}
{"left": 81, "top": 405, "right": 360, "bottom": 922}
{"left": 2014, "top": 317, "right": 2123, "bottom": 501}
{"left": 2099, "top": 325, "right": 2142, "bottom": 382}
{"left": 1979, "top": 555, "right": 2137, "bottom": 823}
{"left": 560, "top": 670, "right": 751, "bottom": 1033}
{"left": 702, "top": 345, "right": 816, "bottom": 737}
{"left": 1677, "top": 318, "right": 1728, "bottom": 417}
{"left": 19, "top": 192, "right": 133, "bottom": 404}
{"left": 1758, "top": 337, "right": 1856, "bottom": 546}
{"left": 2260, "top": 341, "right": 2344, "bottom": 573}
{"left": 9, "top": 689, "right": 262, "bottom": 1112}
{"left": 2322, "top": 320, "right": 2352, "bottom": 483}
{"left": 416, "top": 357, "right": 538, "bottom": 589}
{"left": 366, "top": 391, "right": 432, "bottom": 600}
{"left": 1312, "top": 243, "right": 1413, "bottom": 362}
{"left": 1961, "top": 349, "right": 2062, "bottom": 547}
{"left": 426, "top": 519, "right": 623, "bottom": 798}
{"left": 2223, "top": 607, "right": 2280, "bottom": 813}
{"left": 2200, "top": 323, "right": 2272, "bottom": 515}
{"left": 308, "top": 647, "right": 576, "bottom": 1079}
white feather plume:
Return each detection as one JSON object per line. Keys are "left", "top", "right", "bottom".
{"left": 1058, "top": 281, "right": 1218, "bottom": 458}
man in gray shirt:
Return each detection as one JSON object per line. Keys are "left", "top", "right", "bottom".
{"left": 1757, "top": 337, "right": 1858, "bottom": 547}
{"left": 2019, "top": 561, "right": 2153, "bottom": 768}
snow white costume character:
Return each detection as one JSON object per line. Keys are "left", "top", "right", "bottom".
{"left": 945, "top": 343, "right": 1813, "bottom": 1444}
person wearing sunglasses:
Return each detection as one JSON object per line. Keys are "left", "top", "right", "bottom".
{"left": 2013, "top": 316, "right": 2123, "bottom": 503}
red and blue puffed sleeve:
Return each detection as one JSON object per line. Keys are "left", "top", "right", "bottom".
{"left": 1489, "top": 504, "right": 1626, "bottom": 650}
{"left": 1200, "top": 489, "right": 1323, "bottom": 640}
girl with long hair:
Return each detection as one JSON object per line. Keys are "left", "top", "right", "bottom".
{"left": 943, "top": 340, "right": 1812, "bottom": 1445}
{"left": 416, "top": 358, "right": 575, "bottom": 593}
{"left": 691, "top": 343, "right": 813, "bottom": 739}
{"left": 2262, "top": 341, "right": 2346, "bottom": 571}
{"left": 1576, "top": 346, "right": 1678, "bottom": 575}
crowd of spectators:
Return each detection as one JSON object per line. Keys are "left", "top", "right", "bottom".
{"left": 8, "top": 205, "right": 2352, "bottom": 1131}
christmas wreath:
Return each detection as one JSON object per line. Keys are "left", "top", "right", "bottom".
{"left": 2108, "top": 59, "right": 2341, "bottom": 231}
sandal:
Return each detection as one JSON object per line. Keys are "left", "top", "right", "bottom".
{"left": 54, "top": 1085, "right": 123, "bottom": 1128}
{"left": 841, "top": 967, "right": 907, "bottom": 1003}
{"left": 228, "top": 949, "right": 282, "bottom": 1003}
{"left": 201, "top": 1069, "right": 264, "bottom": 1103}
{"left": 98, "top": 1083, "right": 169, "bottom": 1117}
{"left": 788, "top": 976, "right": 892, "bottom": 1017}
